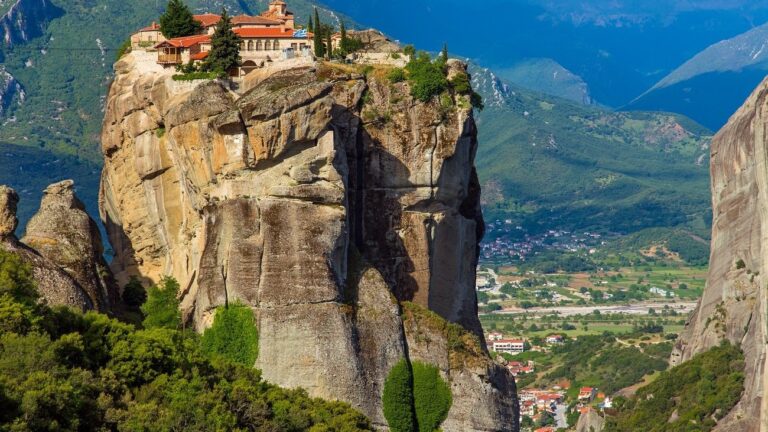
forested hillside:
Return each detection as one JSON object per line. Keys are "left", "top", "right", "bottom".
{"left": 0, "top": 249, "right": 372, "bottom": 430}
{"left": 471, "top": 68, "right": 713, "bottom": 238}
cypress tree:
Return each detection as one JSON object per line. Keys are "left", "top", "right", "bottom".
{"left": 339, "top": 20, "right": 348, "bottom": 56}
{"left": 441, "top": 43, "right": 449, "bottom": 62}
{"left": 204, "top": 9, "right": 241, "bottom": 74}
{"left": 159, "top": 0, "right": 202, "bottom": 38}
{"left": 326, "top": 30, "right": 333, "bottom": 60}
{"left": 313, "top": 8, "right": 324, "bottom": 58}
{"left": 307, "top": 15, "right": 313, "bottom": 32}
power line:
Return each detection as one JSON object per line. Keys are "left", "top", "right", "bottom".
{"left": 5, "top": 46, "right": 121, "bottom": 51}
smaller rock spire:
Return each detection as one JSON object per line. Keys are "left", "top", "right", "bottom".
{"left": 0, "top": 185, "right": 19, "bottom": 239}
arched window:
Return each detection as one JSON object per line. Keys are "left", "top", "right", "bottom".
{"left": 273, "top": 40, "right": 279, "bottom": 50}
{"left": 247, "top": 40, "right": 253, "bottom": 51}
{"left": 256, "top": 40, "right": 263, "bottom": 51}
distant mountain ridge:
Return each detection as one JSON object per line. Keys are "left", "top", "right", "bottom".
{"left": 628, "top": 21, "right": 768, "bottom": 129}
{"left": 496, "top": 58, "right": 593, "bottom": 105}
{"left": 470, "top": 65, "right": 713, "bottom": 236}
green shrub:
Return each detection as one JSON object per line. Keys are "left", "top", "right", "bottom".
{"left": 140, "top": 277, "right": 181, "bottom": 330}
{"left": 200, "top": 303, "right": 259, "bottom": 366}
{"left": 388, "top": 67, "right": 406, "bottom": 83}
{"left": 736, "top": 259, "right": 746, "bottom": 270}
{"left": 402, "top": 45, "right": 416, "bottom": 57}
{"left": 172, "top": 71, "right": 221, "bottom": 81}
{"left": 450, "top": 72, "right": 471, "bottom": 94}
{"left": 412, "top": 362, "right": 452, "bottom": 432}
{"left": 382, "top": 359, "right": 452, "bottom": 432}
{"left": 0, "top": 249, "right": 372, "bottom": 431}
{"left": 0, "top": 249, "right": 37, "bottom": 304}
{"left": 382, "top": 359, "right": 416, "bottom": 432}
{"left": 116, "top": 38, "right": 131, "bottom": 61}
{"left": 405, "top": 52, "right": 448, "bottom": 102}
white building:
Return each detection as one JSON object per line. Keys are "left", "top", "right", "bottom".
{"left": 492, "top": 339, "right": 526, "bottom": 355}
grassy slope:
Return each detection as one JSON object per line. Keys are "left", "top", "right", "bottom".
{"left": 472, "top": 69, "right": 713, "bottom": 237}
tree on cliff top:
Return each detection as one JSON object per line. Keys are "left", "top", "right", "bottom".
{"left": 159, "top": 0, "right": 201, "bottom": 39}
{"left": 203, "top": 9, "right": 241, "bottom": 74}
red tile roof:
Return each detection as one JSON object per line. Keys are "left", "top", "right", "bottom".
{"left": 156, "top": 34, "right": 211, "bottom": 49}
{"left": 194, "top": 13, "right": 221, "bottom": 27}
{"left": 232, "top": 15, "right": 282, "bottom": 26}
{"left": 138, "top": 22, "right": 160, "bottom": 32}
{"left": 190, "top": 51, "right": 209, "bottom": 61}
{"left": 234, "top": 27, "right": 295, "bottom": 38}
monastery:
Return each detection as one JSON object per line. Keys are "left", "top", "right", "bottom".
{"left": 130, "top": 0, "right": 314, "bottom": 75}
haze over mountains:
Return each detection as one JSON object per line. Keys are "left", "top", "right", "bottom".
{"left": 0, "top": 0, "right": 764, "bottom": 242}
{"left": 323, "top": 0, "right": 768, "bottom": 129}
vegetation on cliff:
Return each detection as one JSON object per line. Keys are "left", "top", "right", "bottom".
{"left": 0, "top": 249, "right": 372, "bottom": 431}
{"left": 606, "top": 342, "right": 744, "bottom": 431}
{"left": 201, "top": 303, "right": 259, "bottom": 366}
{"left": 140, "top": 276, "right": 181, "bottom": 330}
{"left": 202, "top": 9, "right": 241, "bottom": 73}
{"left": 382, "top": 358, "right": 452, "bottom": 432}
{"left": 159, "top": 0, "right": 202, "bottom": 38}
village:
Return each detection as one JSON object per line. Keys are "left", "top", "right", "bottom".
{"left": 481, "top": 219, "right": 607, "bottom": 263}
{"left": 485, "top": 330, "right": 613, "bottom": 430}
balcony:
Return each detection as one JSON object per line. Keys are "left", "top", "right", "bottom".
{"left": 157, "top": 53, "right": 181, "bottom": 65}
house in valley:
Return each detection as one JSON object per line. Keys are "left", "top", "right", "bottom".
{"left": 491, "top": 339, "right": 526, "bottom": 355}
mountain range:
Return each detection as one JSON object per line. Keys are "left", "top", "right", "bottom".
{"left": 471, "top": 66, "right": 712, "bottom": 238}
{"left": 0, "top": 0, "right": 752, "bottom": 245}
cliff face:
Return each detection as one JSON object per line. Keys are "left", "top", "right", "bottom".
{"left": 0, "top": 66, "right": 23, "bottom": 115}
{"left": 0, "top": 182, "right": 111, "bottom": 311}
{"left": 672, "top": 77, "right": 768, "bottom": 431}
{"left": 22, "top": 180, "right": 119, "bottom": 310}
{"left": 99, "top": 53, "right": 517, "bottom": 431}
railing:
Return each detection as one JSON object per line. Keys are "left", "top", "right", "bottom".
{"left": 157, "top": 53, "right": 181, "bottom": 64}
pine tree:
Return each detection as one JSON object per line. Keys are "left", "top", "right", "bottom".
{"left": 307, "top": 15, "right": 314, "bottom": 32}
{"left": 441, "top": 43, "right": 449, "bottom": 62}
{"left": 313, "top": 8, "right": 325, "bottom": 58}
{"left": 204, "top": 9, "right": 241, "bottom": 74}
{"left": 159, "top": 0, "right": 201, "bottom": 38}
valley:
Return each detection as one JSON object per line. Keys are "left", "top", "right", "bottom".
{"left": 3, "top": 0, "right": 768, "bottom": 431}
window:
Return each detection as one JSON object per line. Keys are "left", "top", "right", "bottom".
{"left": 273, "top": 40, "right": 279, "bottom": 50}
{"left": 256, "top": 40, "right": 263, "bottom": 51}
{"left": 247, "top": 40, "right": 253, "bottom": 51}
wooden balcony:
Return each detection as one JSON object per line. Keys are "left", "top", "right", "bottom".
{"left": 157, "top": 53, "right": 181, "bottom": 64}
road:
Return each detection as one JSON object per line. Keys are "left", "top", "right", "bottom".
{"left": 554, "top": 403, "right": 567, "bottom": 429}
{"left": 490, "top": 301, "right": 698, "bottom": 317}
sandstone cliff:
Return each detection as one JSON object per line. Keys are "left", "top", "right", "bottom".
{"left": 672, "top": 77, "right": 768, "bottom": 431}
{"left": 99, "top": 52, "right": 517, "bottom": 430}
{"left": 22, "top": 180, "right": 119, "bottom": 310}
{"left": 0, "top": 184, "right": 94, "bottom": 310}
{"left": 575, "top": 408, "right": 605, "bottom": 432}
